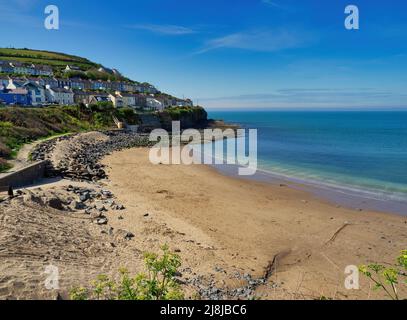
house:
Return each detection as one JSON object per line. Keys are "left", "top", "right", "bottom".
{"left": 32, "top": 64, "right": 53, "bottom": 76}
{"left": 70, "top": 78, "right": 87, "bottom": 90}
{"left": 23, "top": 82, "right": 46, "bottom": 106}
{"left": 0, "top": 61, "right": 13, "bottom": 74}
{"left": 91, "top": 80, "right": 107, "bottom": 91}
{"left": 65, "top": 65, "right": 82, "bottom": 72}
{"left": 57, "top": 78, "right": 72, "bottom": 89}
{"left": 122, "top": 82, "right": 136, "bottom": 92}
{"left": 110, "top": 81, "right": 124, "bottom": 92}
{"left": 89, "top": 93, "right": 111, "bottom": 104}
{"left": 0, "top": 87, "right": 31, "bottom": 105}
{"left": 146, "top": 97, "right": 164, "bottom": 111}
{"left": 41, "top": 77, "right": 59, "bottom": 88}
{"left": 81, "top": 80, "right": 92, "bottom": 90}
{"left": 73, "top": 90, "right": 94, "bottom": 104}
{"left": 46, "top": 86, "right": 74, "bottom": 105}
{"left": 176, "top": 99, "right": 193, "bottom": 107}
{"left": 103, "top": 80, "right": 114, "bottom": 91}
{"left": 116, "top": 92, "right": 135, "bottom": 107}
{"left": 140, "top": 83, "right": 158, "bottom": 94}
{"left": 10, "top": 62, "right": 35, "bottom": 75}
{"left": 6, "top": 78, "right": 25, "bottom": 90}
{"left": 134, "top": 94, "right": 147, "bottom": 108}
{"left": 0, "top": 76, "right": 10, "bottom": 87}
{"left": 108, "top": 93, "right": 124, "bottom": 108}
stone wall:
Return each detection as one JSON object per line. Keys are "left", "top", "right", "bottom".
{"left": 0, "top": 160, "right": 49, "bottom": 188}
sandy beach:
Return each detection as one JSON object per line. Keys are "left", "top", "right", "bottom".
{"left": 101, "top": 147, "right": 407, "bottom": 299}
{"left": 0, "top": 134, "right": 405, "bottom": 300}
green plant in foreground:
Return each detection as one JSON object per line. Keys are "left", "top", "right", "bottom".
{"left": 70, "top": 245, "right": 184, "bottom": 300}
{"left": 359, "top": 250, "right": 407, "bottom": 300}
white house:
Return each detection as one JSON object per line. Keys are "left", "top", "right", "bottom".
{"left": 146, "top": 97, "right": 164, "bottom": 111}
{"left": 176, "top": 99, "right": 193, "bottom": 107}
{"left": 108, "top": 93, "right": 124, "bottom": 108}
{"left": 6, "top": 78, "right": 25, "bottom": 90}
{"left": 64, "top": 65, "right": 82, "bottom": 72}
{"left": 46, "top": 86, "right": 74, "bottom": 105}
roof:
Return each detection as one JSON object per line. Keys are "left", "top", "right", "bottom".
{"left": 65, "top": 65, "right": 81, "bottom": 71}
{"left": 0, "top": 88, "right": 29, "bottom": 95}
{"left": 48, "top": 87, "right": 73, "bottom": 94}
{"left": 33, "top": 64, "right": 53, "bottom": 71}
{"left": 23, "top": 81, "right": 42, "bottom": 89}
{"left": 73, "top": 90, "right": 98, "bottom": 96}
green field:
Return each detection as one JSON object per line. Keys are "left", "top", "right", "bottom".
{"left": 0, "top": 48, "right": 99, "bottom": 70}
{"left": 0, "top": 48, "right": 137, "bottom": 82}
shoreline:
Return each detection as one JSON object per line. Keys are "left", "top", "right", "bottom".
{"left": 210, "top": 163, "right": 407, "bottom": 216}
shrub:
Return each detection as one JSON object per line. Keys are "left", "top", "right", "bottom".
{"left": 359, "top": 249, "right": 407, "bottom": 300}
{"left": 70, "top": 245, "right": 184, "bottom": 300}
{"left": 0, "top": 158, "right": 11, "bottom": 172}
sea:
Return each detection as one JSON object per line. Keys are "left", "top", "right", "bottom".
{"left": 206, "top": 110, "right": 407, "bottom": 215}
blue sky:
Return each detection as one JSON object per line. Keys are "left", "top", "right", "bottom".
{"left": 1, "top": 0, "right": 407, "bottom": 109}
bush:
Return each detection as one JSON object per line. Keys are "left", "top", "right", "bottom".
{"left": 359, "top": 249, "right": 407, "bottom": 300}
{"left": 0, "top": 158, "right": 11, "bottom": 172}
{"left": 70, "top": 245, "right": 184, "bottom": 300}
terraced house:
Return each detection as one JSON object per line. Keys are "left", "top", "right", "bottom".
{"left": 0, "top": 56, "right": 193, "bottom": 109}
{"left": 45, "top": 86, "right": 74, "bottom": 105}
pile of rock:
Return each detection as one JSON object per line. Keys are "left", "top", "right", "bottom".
{"left": 186, "top": 269, "right": 274, "bottom": 300}
{"left": 11, "top": 185, "right": 136, "bottom": 241}
{"left": 31, "top": 131, "right": 153, "bottom": 182}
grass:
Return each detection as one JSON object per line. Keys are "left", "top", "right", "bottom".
{"left": 0, "top": 48, "right": 98, "bottom": 71}
{"left": 0, "top": 48, "right": 131, "bottom": 81}
{"left": 0, "top": 104, "right": 147, "bottom": 172}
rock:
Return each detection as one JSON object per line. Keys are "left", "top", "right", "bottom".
{"left": 71, "top": 201, "right": 86, "bottom": 210}
{"left": 79, "top": 193, "right": 90, "bottom": 202}
{"left": 124, "top": 232, "right": 134, "bottom": 240}
{"left": 114, "top": 204, "right": 125, "bottom": 210}
{"left": 144, "top": 213, "right": 149, "bottom": 217}
{"left": 101, "top": 190, "right": 113, "bottom": 198}
{"left": 45, "top": 197, "right": 64, "bottom": 210}
{"left": 96, "top": 217, "right": 108, "bottom": 225}
{"left": 116, "top": 229, "right": 135, "bottom": 240}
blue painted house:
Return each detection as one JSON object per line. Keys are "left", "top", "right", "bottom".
{"left": 0, "top": 87, "right": 31, "bottom": 105}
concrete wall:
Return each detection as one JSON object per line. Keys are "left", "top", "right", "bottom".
{"left": 0, "top": 160, "right": 49, "bottom": 188}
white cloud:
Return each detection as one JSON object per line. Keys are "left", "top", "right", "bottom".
{"left": 127, "top": 24, "right": 196, "bottom": 35}
{"left": 197, "top": 29, "right": 312, "bottom": 54}
{"left": 261, "top": 0, "right": 282, "bottom": 8}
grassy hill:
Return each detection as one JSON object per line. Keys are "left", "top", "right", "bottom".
{"left": 0, "top": 105, "right": 140, "bottom": 171}
{"left": 0, "top": 48, "right": 132, "bottom": 81}
{"left": 0, "top": 48, "right": 98, "bottom": 70}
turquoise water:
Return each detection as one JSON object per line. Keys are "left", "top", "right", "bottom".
{"left": 208, "top": 110, "right": 407, "bottom": 203}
